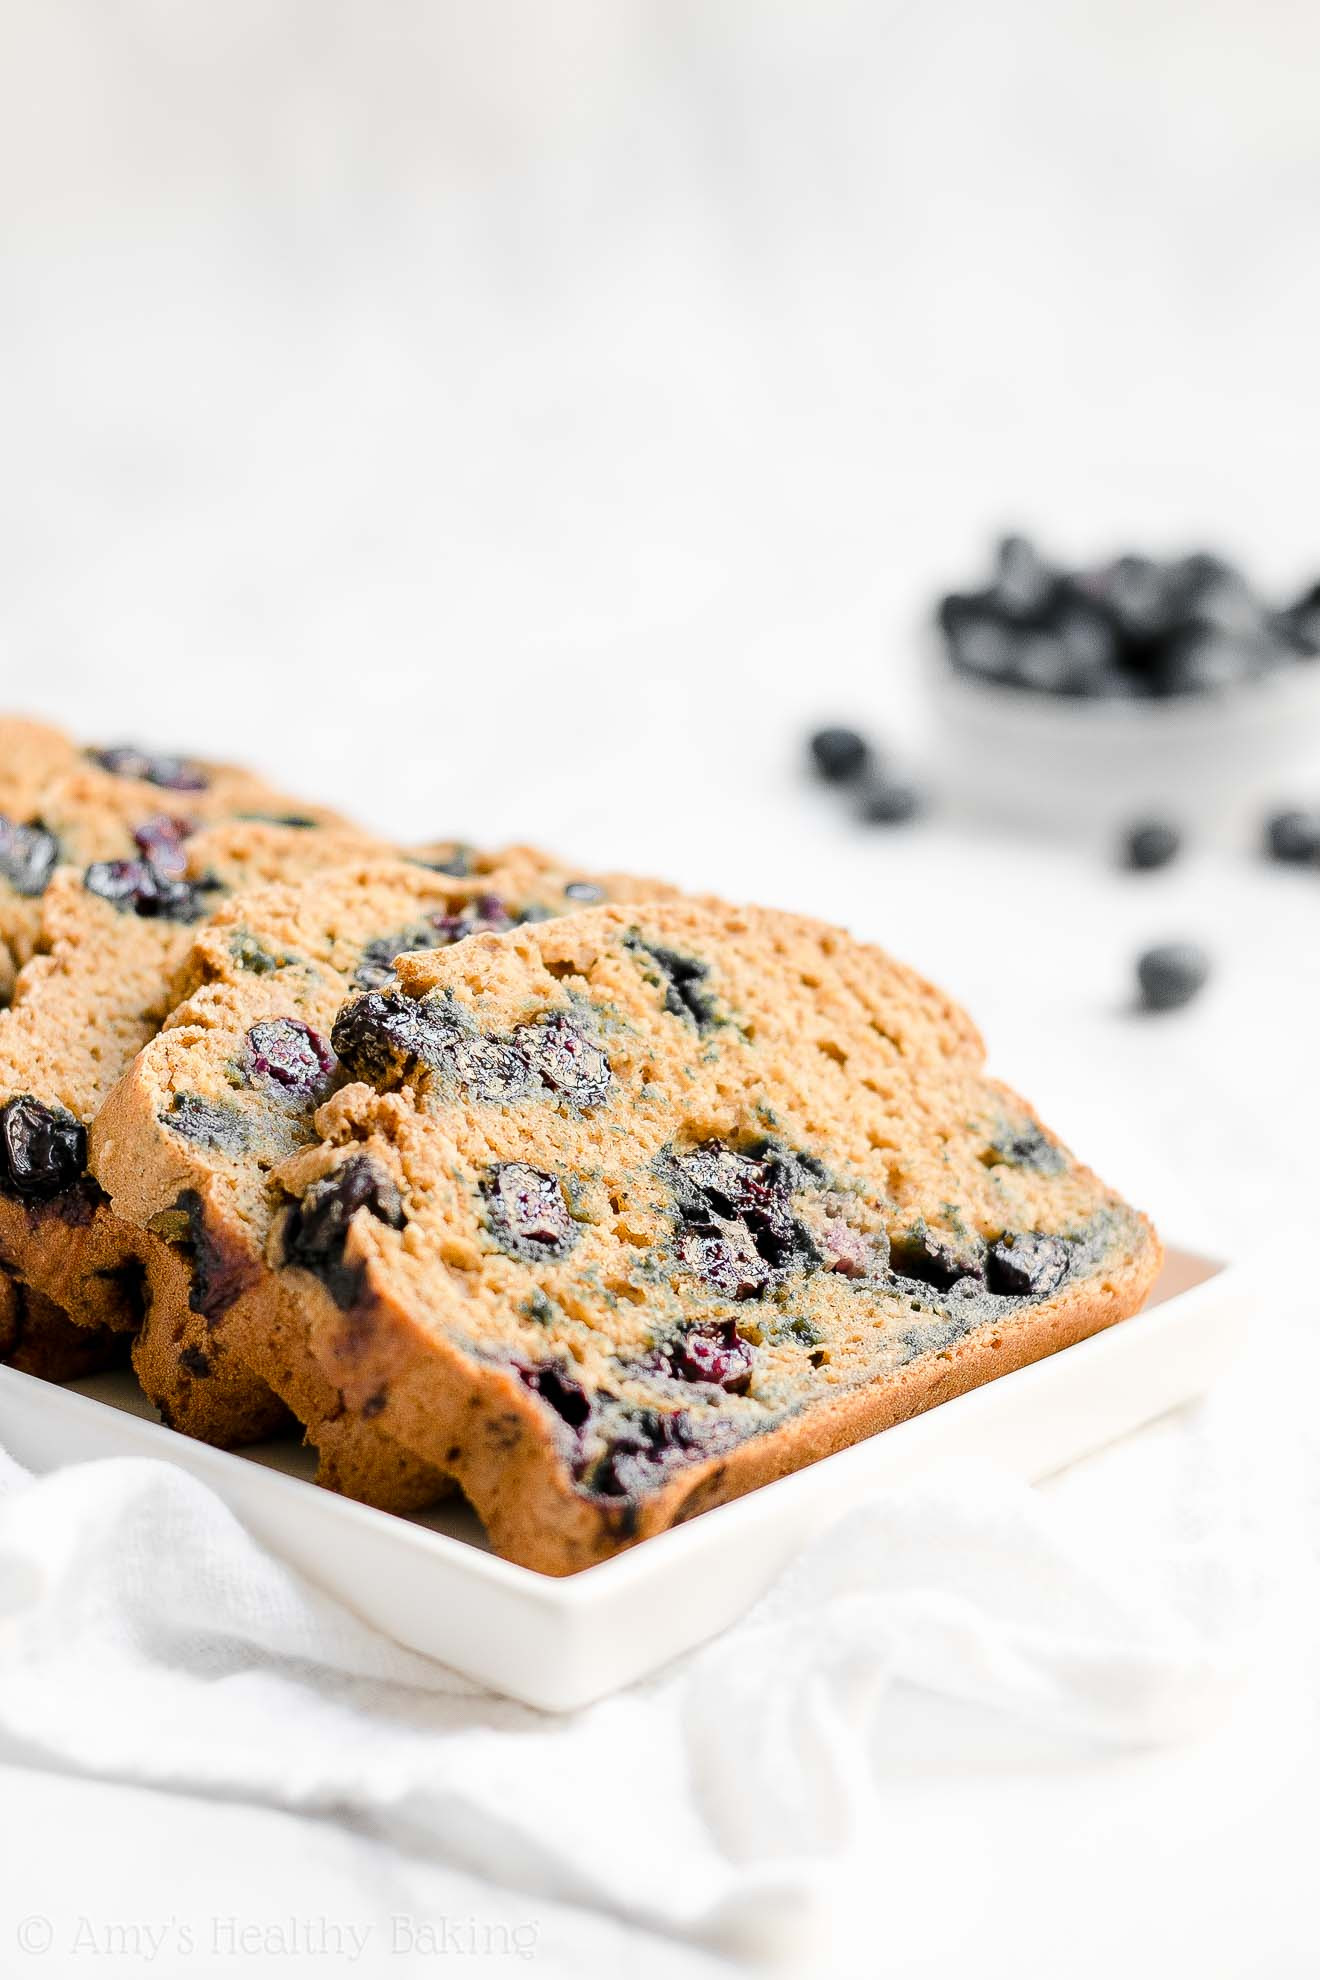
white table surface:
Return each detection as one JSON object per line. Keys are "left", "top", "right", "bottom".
{"left": 3, "top": 3, "right": 1320, "bottom": 1973}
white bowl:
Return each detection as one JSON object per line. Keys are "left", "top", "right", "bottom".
{"left": 928, "top": 662, "right": 1320, "bottom": 839}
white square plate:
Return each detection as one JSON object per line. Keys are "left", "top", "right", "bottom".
{"left": 0, "top": 1246, "right": 1242, "bottom": 1711}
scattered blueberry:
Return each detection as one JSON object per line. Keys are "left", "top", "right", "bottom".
{"left": 83, "top": 857, "right": 217, "bottom": 923}
{"left": 0, "top": 816, "right": 59, "bottom": 897}
{"left": 132, "top": 813, "right": 194, "bottom": 878}
{"left": 91, "top": 745, "right": 209, "bottom": 791}
{"left": 588, "top": 1408, "right": 705, "bottom": 1500}
{"left": 516, "top": 1360, "right": 592, "bottom": 1430}
{"left": 484, "top": 1162, "right": 578, "bottom": 1261}
{"left": 891, "top": 1227, "right": 985, "bottom": 1290}
{"left": 674, "top": 1222, "right": 769, "bottom": 1300}
{"left": 809, "top": 727, "right": 870, "bottom": 783}
{"left": 986, "top": 1231, "right": 1071, "bottom": 1298}
{"left": 860, "top": 778, "right": 922, "bottom": 826}
{"left": 563, "top": 880, "right": 604, "bottom": 903}
{"left": 242, "top": 1019, "right": 335, "bottom": 1097}
{"left": 1122, "top": 819, "right": 1182, "bottom": 872}
{"left": 283, "top": 1155, "right": 405, "bottom": 1307}
{"left": 1265, "top": 809, "right": 1320, "bottom": 865}
{"left": 331, "top": 989, "right": 447, "bottom": 1085}
{"left": 1136, "top": 942, "right": 1211, "bottom": 1012}
{"left": 0, "top": 1096, "right": 87, "bottom": 1197}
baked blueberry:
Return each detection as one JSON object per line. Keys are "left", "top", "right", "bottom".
{"left": 0, "top": 816, "right": 59, "bottom": 897}
{"left": 674, "top": 1221, "right": 769, "bottom": 1300}
{"left": 626, "top": 936, "right": 718, "bottom": 1030}
{"left": 1122, "top": 820, "right": 1182, "bottom": 871}
{"left": 891, "top": 1226, "right": 985, "bottom": 1290}
{"left": 242, "top": 1018, "right": 335, "bottom": 1097}
{"left": 669, "top": 1320, "right": 754, "bottom": 1394}
{"left": 331, "top": 988, "right": 453, "bottom": 1085}
{"left": 516, "top": 1360, "right": 592, "bottom": 1430}
{"left": 484, "top": 1163, "right": 578, "bottom": 1260}
{"left": 132, "top": 813, "right": 194, "bottom": 878}
{"left": 91, "top": 745, "right": 209, "bottom": 792}
{"left": 283, "top": 1155, "right": 405, "bottom": 1307}
{"left": 986, "top": 1231, "right": 1070, "bottom": 1297}
{"left": 1136, "top": 943, "right": 1210, "bottom": 1012}
{"left": 0, "top": 1096, "right": 87, "bottom": 1197}
{"left": 513, "top": 1013, "right": 612, "bottom": 1109}
{"left": 563, "top": 880, "right": 604, "bottom": 902}
{"left": 1265, "top": 809, "right": 1320, "bottom": 865}
{"left": 83, "top": 857, "right": 216, "bottom": 923}
{"left": 809, "top": 727, "right": 870, "bottom": 783}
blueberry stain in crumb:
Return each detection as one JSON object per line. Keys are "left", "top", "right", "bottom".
{"left": 161, "top": 1094, "right": 252, "bottom": 1154}
{"left": 625, "top": 936, "right": 719, "bottom": 1031}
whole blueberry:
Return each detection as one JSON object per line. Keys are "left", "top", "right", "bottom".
{"left": 243, "top": 1018, "right": 335, "bottom": 1097}
{"left": 0, "top": 1096, "right": 87, "bottom": 1197}
{"left": 1265, "top": 809, "right": 1320, "bottom": 865}
{"left": 1136, "top": 942, "right": 1211, "bottom": 1012}
{"left": 1122, "top": 820, "right": 1182, "bottom": 872}
{"left": 809, "top": 727, "right": 870, "bottom": 783}
{"left": 860, "top": 779, "right": 922, "bottom": 825}
{"left": 132, "top": 813, "right": 194, "bottom": 878}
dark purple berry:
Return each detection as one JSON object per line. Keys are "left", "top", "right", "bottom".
{"left": 442, "top": 1034, "right": 535, "bottom": 1104}
{"left": 132, "top": 813, "right": 194, "bottom": 878}
{"left": 243, "top": 1018, "right": 335, "bottom": 1097}
{"left": 0, "top": 817, "right": 59, "bottom": 897}
{"left": 986, "top": 1231, "right": 1070, "bottom": 1298}
{"left": 83, "top": 857, "right": 215, "bottom": 923}
{"left": 1265, "top": 809, "right": 1320, "bottom": 865}
{"left": 283, "top": 1155, "right": 405, "bottom": 1307}
{"left": 670, "top": 1321, "right": 754, "bottom": 1394}
{"left": 513, "top": 1013, "right": 611, "bottom": 1109}
{"left": 0, "top": 1096, "right": 87, "bottom": 1197}
{"left": 484, "top": 1163, "right": 577, "bottom": 1260}
{"left": 809, "top": 726, "right": 870, "bottom": 783}
{"left": 331, "top": 989, "right": 452, "bottom": 1086}
{"left": 516, "top": 1360, "right": 592, "bottom": 1430}
{"left": 1122, "top": 820, "right": 1181, "bottom": 871}
{"left": 1136, "top": 942, "right": 1210, "bottom": 1012}
{"left": 92, "top": 744, "right": 208, "bottom": 791}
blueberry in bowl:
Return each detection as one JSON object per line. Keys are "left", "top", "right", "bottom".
{"left": 932, "top": 535, "right": 1320, "bottom": 835}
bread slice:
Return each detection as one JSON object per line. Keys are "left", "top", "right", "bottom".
{"left": 263, "top": 901, "right": 1161, "bottom": 1575}
{"left": 87, "top": 853, "right": 677, "bottom": 1507}
{"left": 0, "top": 809, "right": 388, "bottom": 1437}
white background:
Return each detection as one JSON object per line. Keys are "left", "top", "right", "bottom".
{"left": 2, "top": 3, "right": 1320, "bottom": 1974}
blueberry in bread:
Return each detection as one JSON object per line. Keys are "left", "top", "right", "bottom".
{"left": 263, "top": 902, "right": 1161, "bottom": 1575}
{"left": 87, "top": 852, "right": 677, "bottom": 1506}
{"left": 0, "top": 808, "right": 388, "bottom": 1432}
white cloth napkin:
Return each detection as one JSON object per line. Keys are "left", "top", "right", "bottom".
{"left": 0, "top": 1401, "right": 1260, "bottom": 1966}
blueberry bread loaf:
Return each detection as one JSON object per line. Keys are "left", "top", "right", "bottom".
{"left": 88, "top": 853, "right": 677, "bottom": 1507}
{"left": 0, "top": 813, "right": 386, "bottom": 1435}
{"left": 265, "top": 902, "right": 1160, "bottom": 1575}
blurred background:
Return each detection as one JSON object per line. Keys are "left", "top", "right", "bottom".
{"left": 3, "top": 0, "right": 1320, "bottom": 1232}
